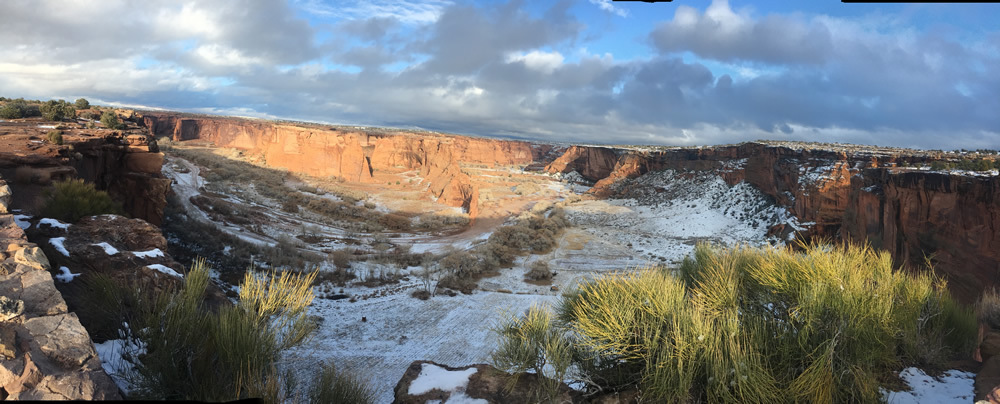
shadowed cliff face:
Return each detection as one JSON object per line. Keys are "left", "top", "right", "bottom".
{"left": 143, "top": 113, "right": 538, "bottom": 216}
{"left": 548, "top": 142, "right": 998, "bottom": 301}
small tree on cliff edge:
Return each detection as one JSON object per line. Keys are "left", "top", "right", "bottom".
{"left": 101, "top": 110, "right": 125, "bottom": 130}
{"left": 41, "top": 179, "right": 123, "bottom": 223}
{"left": 75, "top": 98, "right": 90, "bottom": 109}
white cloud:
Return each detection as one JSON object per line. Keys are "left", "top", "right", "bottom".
{"left": 294, "top": 0, "right": 452, "bottom": 24}
{"left": 589, "top": 0, "right": 628, "bottom": 18}
{"left": 505, "top": 50, "right": 565, "bottom": 74}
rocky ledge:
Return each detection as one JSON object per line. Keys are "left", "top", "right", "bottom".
{"left": 0, "top": 174, "right": 120, "bottom": 400}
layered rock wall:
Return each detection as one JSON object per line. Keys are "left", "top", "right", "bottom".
{"left": 142, "top": 113, "right": 536, "bottom": 215}
{"left": 0, "top": 174, "right": 121, "bottom": 400}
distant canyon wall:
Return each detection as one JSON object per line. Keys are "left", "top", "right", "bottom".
{"left": 546, "top": 142, "right": 998, "bottom": 300}
{"left": 143, "top": 113, "right": 543, "bottom": 216}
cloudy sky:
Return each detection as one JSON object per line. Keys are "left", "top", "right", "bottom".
{"left": 2, "top": 0, "right": 998, "bottom": 149}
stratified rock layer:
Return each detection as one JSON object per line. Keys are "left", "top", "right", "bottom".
{"left": 143, "top": 113, "right": 537, "bottom": 216}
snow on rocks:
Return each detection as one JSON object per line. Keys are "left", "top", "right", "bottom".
{"left": 92, "top": 242, "right": 120, "bottom": 255}
{"left": 55, "top": 266, "right": 81, "bottom": 283}
{"left": 132, "top": 248, "right": 164, "bottom": 258}
{"left": 408, "top": 363, "right": 479, "bottom": 396}
{"left": 49, "top": 237, "right": 70, "bottom": 256}
{"left": 38, "top": 218, "right": 70, "bottom": 230}
{"left": 882, "top": 367, "right": 974, "bottom": 403}
{"left": 146, "top": 264, "right": 183, "bottom": 278}
{"left": 13, "top": 214, "right": 31, "bottom": 230}
{"left": 94, "top": 335, "right": 145, "bottom": 395}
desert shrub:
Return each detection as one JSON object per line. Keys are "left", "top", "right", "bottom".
{"left": 122, "top": 259, "right": 319, "bottom": 401}
{"left": 437, "top": 274, "right": 477, "bottom": 294}
{"left": 440, "top": 251, "right": 480, "bottom": 278}
{"left": 493, "top": 243, "right": 976, "bottom": 403}
{"left": 0, "top": 99, "right": 27, "bottom": 119}
{"left": 281, "top": 199, "right": 299, "bottom": 213}
{"left": 491, "top": 305, "right": 573, "bottom": 402}
{"left": 306, "top": 362, "right": 375, "bottom": 404}
{"left": 330, "top": 248, "right": 351, "bottom": 269}
{"left": 84, "top": 110, "right": 102, "bottom": 120}
{"left": 978, "top": 289, "right": 1000, "bottom": 330}
{"left": 525, "top": 261, "right": 552, "bottom": 281}
{"left": 41, "top": 179, "right": 123, "bottom": 223}
{"left": 40, "top": 99, "right": 69, "bottom": 121}
{"left": 75, "top": 98, "right": 90, "bottom": 109}
{"left": 46, "top": 129, "right": 63, "bottom": 145}
{"left": 101, "top": 110, "right": 125, "bottom": 130}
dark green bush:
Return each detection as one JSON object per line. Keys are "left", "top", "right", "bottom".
{"left": 46, "top": 129, "right": 63, "bottom": 145}
{"left": 75, "top": 98, "right": 90, "bottom": 109}
{"left": 41, "top": 179, "right": 123, "bottom": 223}
{"left": 40, "top": 100, "right": 67, "bottom": 121}
{"left": 0, "top": 99, "right": 27, "bottom": 119}
{"left": 101, "top": 110, "right": 126, "bottom": 130}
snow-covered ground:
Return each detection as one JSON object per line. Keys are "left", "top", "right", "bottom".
{"left": 884, "top": 368, "right": 975, "bottom": 403}
{"left": 283, "top": 289, "right": 557, "bottom": 403}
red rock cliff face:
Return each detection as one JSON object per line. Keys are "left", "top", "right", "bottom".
{"left": 845, "top": 170, "right": 1000, "bottom": 300}
{"left": 554, "top": 142, "right": 995, "bottom": 300}
{"left": 143, "top": 113, "right": 535, "bottom": 215}
{"left": 544, "top": 146, "right": 619, "bottom": 182}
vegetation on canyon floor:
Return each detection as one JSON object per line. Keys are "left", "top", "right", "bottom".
{"left": 492, "top": 242, "right": 977, "bottom": 403}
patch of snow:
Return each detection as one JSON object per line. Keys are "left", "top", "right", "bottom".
{"left": 223, "top": 245, "right": 232, "bottom": 256}
{"left": 55, "top": 266, "right": 80, "bottom": 283}
{"left": 38, "top": 218, "right": 70, "bottom": 230}
{"left": 49, "top": 237, "right": 69, "bottom": 257}
{"left": 408, "top": 363, "right": 478, "bottom": 396}
{"left": 94, "top": 334, "right": 145, "bottom": 395}
{"left": 37, "top": 125, "right": 56, "bottom": 129}
{"left": 882, "top": 367, "right": 974, "bottom": 403}
{"left": 132, "top": 248, "right": 164, "bottom": 258}
{"left": 146, "top": 264, "right": 183, "bottom": 278}
{"left": 442, "top": 391, "right": 488, "bottom": 404}
{"left": 93, "top": 242, "right": 119, "bottom": 255}
{"left": 13, "top": 214, "right": 32, "bottom": 230}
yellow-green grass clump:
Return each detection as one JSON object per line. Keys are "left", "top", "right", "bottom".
{"left": 493, "top": 243, "right": 976, "bottom": 404}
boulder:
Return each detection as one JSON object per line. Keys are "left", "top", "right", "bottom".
{"left": 14, "top": 246, "right": 49, "bottom": 270}
{"left": 393, "top": 360, "right": 576, "bottom": 404}
{"left": 0, "top": 181, "right": 10, "bottom": 213}
{"left": 23, "top": 313, "right": 95, "bottom": 369}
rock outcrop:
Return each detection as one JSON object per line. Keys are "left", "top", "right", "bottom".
{"left": 0, "top": 174, "right": 121, "bottom": 400}
{"left": 0, "top": 120, "right": 170, "bottom": 225}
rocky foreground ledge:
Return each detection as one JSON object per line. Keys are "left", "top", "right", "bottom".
{"left": 0, "top": 175, "right": 119, "bottom": 400}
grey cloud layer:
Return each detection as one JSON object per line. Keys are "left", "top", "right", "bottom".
{"left": 0, "top": 0, "right": 997, "bottom": 149}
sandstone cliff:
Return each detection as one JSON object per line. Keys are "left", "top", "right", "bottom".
{"left": 142, "top": 113, "right": 536, "bottom": 216}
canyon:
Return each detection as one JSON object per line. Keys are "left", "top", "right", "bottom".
{"left": 142, "top": 112, "right": 999, "bottom": 301}
{"left": 1, "top": 110, "right": 996, "bottom": 401}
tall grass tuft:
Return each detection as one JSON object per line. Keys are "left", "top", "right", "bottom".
{"left": 493, "top": 243, "right": 977, "bottom": 403}
{"left": 121, "top": 258, "right": 323, "bottom": 402}
{"left": 307, "top": 362, "right": 376, "bottom": 404}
